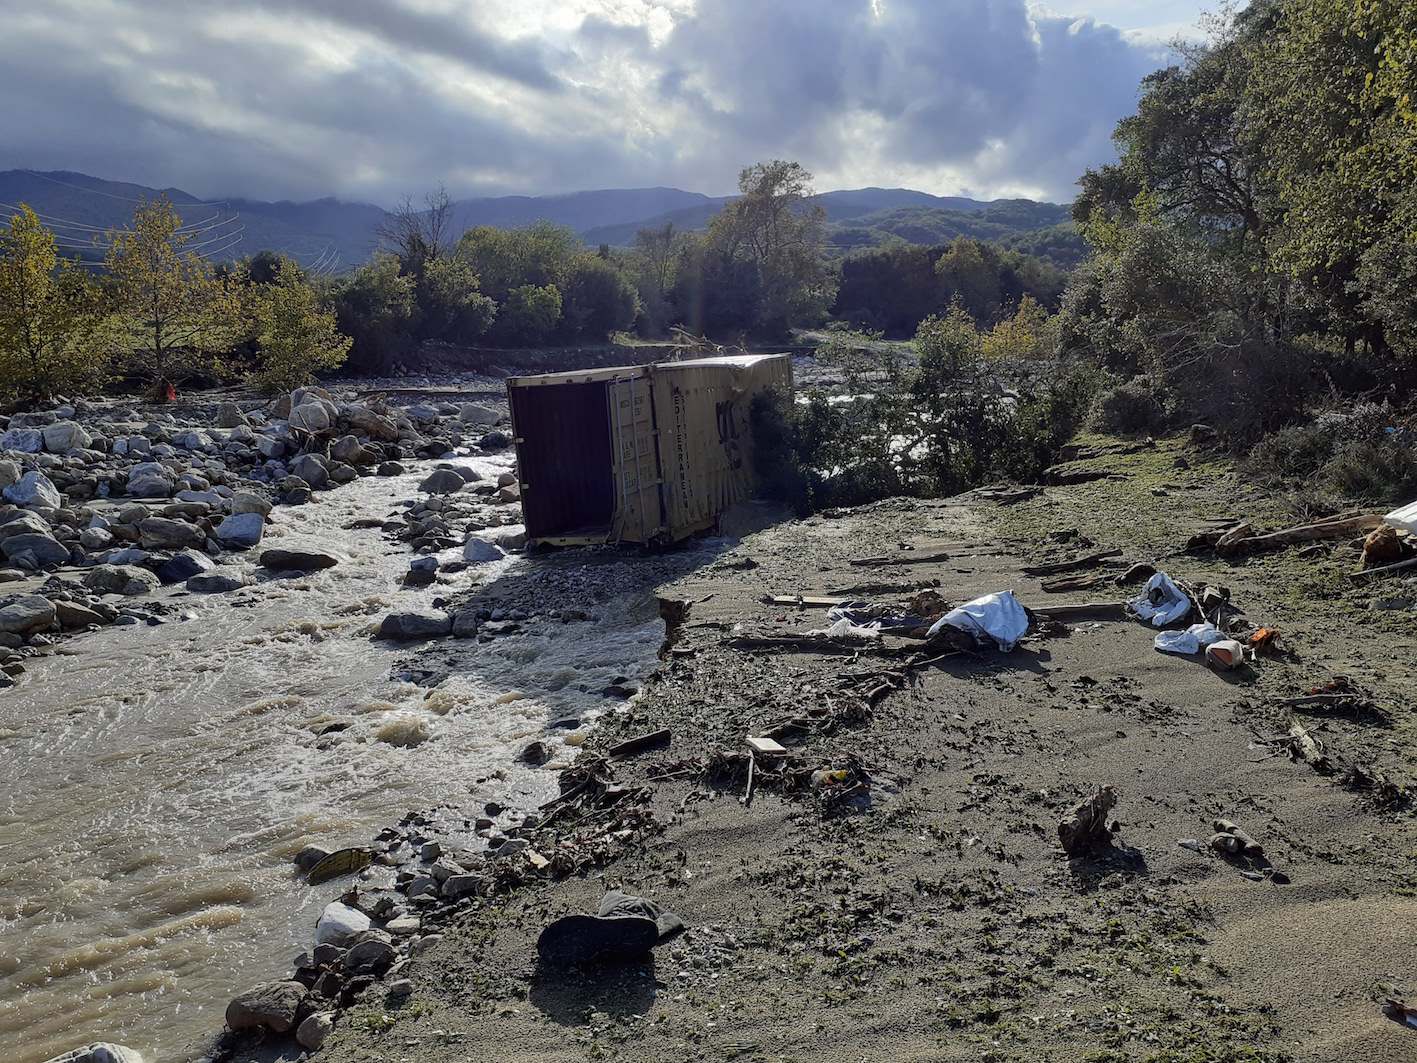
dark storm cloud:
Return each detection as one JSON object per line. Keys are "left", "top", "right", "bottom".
{"left": 0, "top": 0, "right": 1173, "bottom": 204}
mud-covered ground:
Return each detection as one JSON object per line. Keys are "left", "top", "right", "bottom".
{"left": 315, "top": 435, "right": 1417, "bottom": 1063}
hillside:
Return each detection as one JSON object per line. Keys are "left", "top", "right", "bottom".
{"left": 0, "top": 170, "right": 1079, "bottom": 269}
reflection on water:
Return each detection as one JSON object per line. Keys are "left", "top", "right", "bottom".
{"left": 0, "top": 460, "right": 712, "bottom": 1063}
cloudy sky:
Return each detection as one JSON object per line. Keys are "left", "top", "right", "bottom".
{"left": 0, "top": 0, "right": 1215, "bottom": 205}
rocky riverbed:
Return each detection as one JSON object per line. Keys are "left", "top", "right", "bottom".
{"left": 0, "top": 373, "right": 731, "bottom": 1063}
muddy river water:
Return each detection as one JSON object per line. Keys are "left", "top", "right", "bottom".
{"left": 0, "top": 458, "right": 711, "bottom": 1062}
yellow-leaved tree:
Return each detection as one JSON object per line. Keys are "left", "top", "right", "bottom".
{"left": 0, "top": 204, "right": 109, "bottom": 400}
{"left": 248, "top": 260, "right": 352, "bottom": 392}
{"left": 103, "top": 195, "right": 240, "bottom": 391}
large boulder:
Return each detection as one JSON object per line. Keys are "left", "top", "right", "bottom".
{"left": 419, "top": 468, "right": 466, "bottom": 495}
{"left": 41, "top": 421, "right": 91, "bottom": 453}
{"left": 136, "top": 518, "right": 205, "bottom": 551}
{"left": 1, "top": 533, "right": 70, "bottom": 566}
{"left": 296, "top": 1011, "right": 335, "bottom": 1052}
{"left": 126, "top": 463, "right": 173, "bottom": 499}
{"left": 459, "top": 403, "right": 498, "bottom": 425}
{"left": 0, "top": 595, "right": 56, "bottom": 636}
{"left": 0, "top": 512, "right": 55, "bottom": 543}
{"left": 3, "top": 472, "right": 62, "bottom": 509}
{"left": 84, "top": 564, "right": 160, "bottom": 596}
{"left": 329, "top": 434, "right": 366, "bottom": 464}
{"left": 55, "top": 600, "right": 105, "bottom": 629}
{"left": 215, "top": 402, "right": 248, "bottom": 429}
{"left": 215, "top": 512, "right": 264, "bottom": 549}
{"left": 38, "top": 1042, "right": 145, "bottom": 1063}
{"left": 462, "top": 538, "right": 505, "bottom": 563}
{"left": 344, "top": 405, "right": 399, "bottom": 442}
{"left": 230, "top": 492, "right": 272, "bottom": 517}
{"left": 0, "top": 428, "right": 43, "bottom": 454}
{"left": 289, "top": 453, "right": 329, "bottom": 490}
{"left": 259, "top": 549, "right": 338, "bottom": 571}
{"left": 0, "top": 460, "right": 20, "bottom": 488}
{"left": 225, "top": 981, "right": 307, "bottom": 1034}
{"left": 376, "top": 611, "right": 452, "bottom": 641}
{"left": 187, "top": 569, "right": 249, "bottom": 593}
{"left": 155, "top": 552, "right": 214, "bottom": 584}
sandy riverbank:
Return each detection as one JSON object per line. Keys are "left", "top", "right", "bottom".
{"left": 222, "top": 434, "right": 1417, "bottom": 1063}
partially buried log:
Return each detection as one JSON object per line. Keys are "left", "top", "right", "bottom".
{"left": 1217, "top": 514, "right": 1383, "bottom": 556}
{"left": 1058, "top": 785, "right": 1116, "bottom": 856}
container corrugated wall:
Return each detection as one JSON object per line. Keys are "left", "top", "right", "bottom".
{"left": 652, "top": 355, "right": 793, "bottom": 539}
{"left": 507, "top": 354, "right": 792, "bottom": 546}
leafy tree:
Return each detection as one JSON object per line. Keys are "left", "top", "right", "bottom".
{"left": 0, "top": 204, "right": 109, "bottom": 400}
{"left": 678, "top": 160, "right": 837, "bottom": 338}
{"left": 1245, "top": 0, "right": 1417, "bottom": 354}
{"left": 499, "top": 284, "right": 562, "bottom": 344}
{"left": 330, "top": 254, "right": 419, "bottom": 372}
{"left": 248, "top": 260, "right": 352, "bottom": 392}
{"left": 103, "top": 195, "right": 240, "bottom": 388}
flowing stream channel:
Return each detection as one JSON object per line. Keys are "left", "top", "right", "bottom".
{"left": 0, "top": 457, "right": 716, "bottom": 1062}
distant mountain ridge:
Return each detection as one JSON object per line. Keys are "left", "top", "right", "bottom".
{"left": 0, "top": 170, "right": 1069, "bottom": 268}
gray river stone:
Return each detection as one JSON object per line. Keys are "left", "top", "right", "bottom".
{"left": 187, "top": 570, "right": 248, "bottom": 593}
{"left": 1, "top": 533, "right": 70, "bottom": 566}
{"left": 39, "top": 1043, "right": 145, "bottom": 1063}
{"left": 3, "top": 471, "right": 62, "bottom": 509}
{"left": 376, "top": 611, "right": 452, "bottom": 641}
{"left": 225, "top": 980, "right": 306, "bottom": 1033}
{"left": 84, "top": 564, "right": 160, "bottom": 596}
{"left": 0, "top": 428, "right": 43, "bottom": 454}
{"left": 215, "top": 512, "right": 264, "bottom": 548}
{"left": 0, "top": 595, "right": 56, "bottom": 636}
{"left": 259, "top": 549, "right": 338, "bottom": 571}
{"left": 418, "top": 468, "right": 465, "bottom": 495}
{"left": 137, "top": 517, "right": 205, "bottom": 551}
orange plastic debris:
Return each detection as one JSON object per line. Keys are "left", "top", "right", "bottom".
{"left": 1249, "top": 627, "right": 1281, "bottom": 654}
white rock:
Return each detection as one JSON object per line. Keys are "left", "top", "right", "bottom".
{"left": 296, "top": 1011, "right": 335, "bottom": 1051}
{"left": 41, "top": 421, "right": 91, "bottom": 454}
{"left": 316, "top": 901, "right": 370, "bottom": 946}
{"left": 462, "top": 538, "right": 505, "bottom": 563}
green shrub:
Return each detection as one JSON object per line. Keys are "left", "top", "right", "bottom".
{"left": 1089, "top": 378, "right": 1166, "bottom": 436}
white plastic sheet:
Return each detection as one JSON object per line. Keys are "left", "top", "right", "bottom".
{"left": 927, "top": 590, "right": 1030, "bottom": 652}
{"left": 1385, "top": 500, "right": 1417, "bottom": 535}
{"left": 1154, "top": 622, "right": 1225, "bottom": 656}
{"left": 1131, "top": 572, "right": 1191, "bottom": 627}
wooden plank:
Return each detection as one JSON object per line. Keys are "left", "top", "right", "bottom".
{"left": 1022, "top": 549, "right": 1123, "bottom": 577}
{"left": 609, "top": 729, "right": 672, "bottom": 759}
{"left": 767, "top": 595, "right": 848, "bottom": 608}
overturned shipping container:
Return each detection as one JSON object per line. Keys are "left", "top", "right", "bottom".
{"left": 506, "top": 354, "right": 792, "bottom": 546}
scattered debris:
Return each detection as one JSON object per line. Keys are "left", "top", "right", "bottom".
{"left": 1213, "top": 512, "right": 1383, "bottom": 556}
{"left": 1130, "top": 572, "right": 1192, "bottom": 627}
{"left": 305, "top": 847, "right": 372, "bottom": 885}
{"left": 1022, "top": 549, "right": 1123, "bottom": 578}
{"left": 1382, "top": 998, "right": 1417, "bottom": 1030}
{"left": 1204, "top": 639, "right": 1248, "bottom": 669}
{"left": 1338, "top": 765, "right": 1406, "bottom": 809}
{"left": 927, "top": 590, "right": 1030, "bottom": 652}
{"left": 1210, "top": 818, "right": 1263, "bottom": 857}
{"left": 1058, "top": 785, "right": 1117, "bottom": 856}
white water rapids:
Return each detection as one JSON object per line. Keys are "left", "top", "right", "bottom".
{"left": 0, "top": 457, "right": 716, "bottom": 1062}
